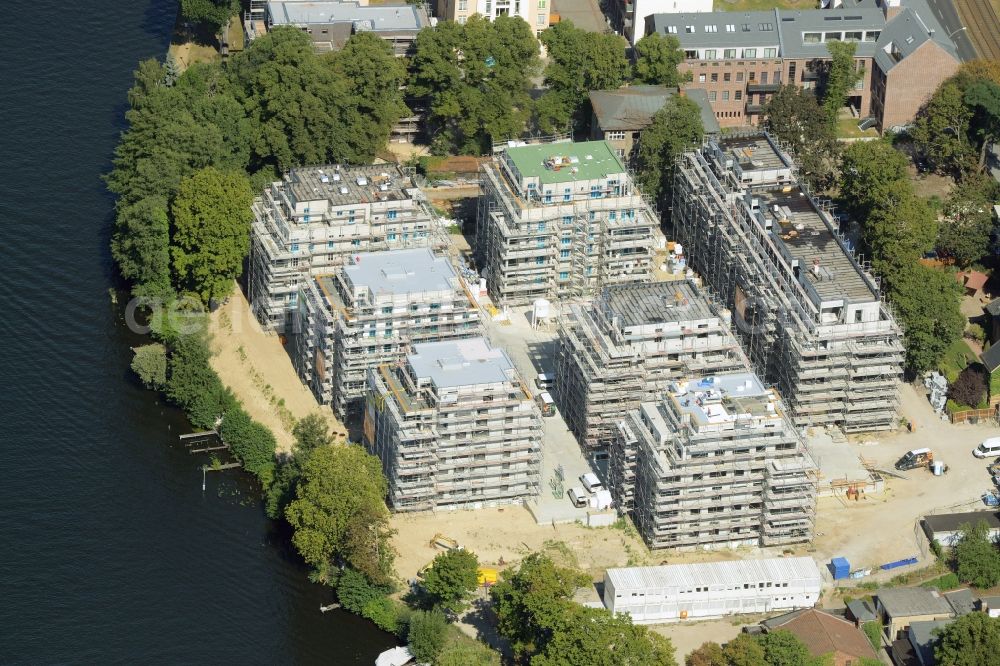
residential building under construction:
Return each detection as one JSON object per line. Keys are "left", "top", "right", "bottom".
{"left": 555, "top": 279, "right": 745, "bottom": 449}
{"left": 365, "top": 337, "right": 542, "bottom": 511}
{"left": 294, "top": 248, "right": 481, "bottom": 419}
{"left": 476, "top": 139, "right": 663, "bottom": 306}
{"left": 249, "top": 164, "right": 442, "bottom": 332}
{"left": 611, "top": 371, "right": 816, "bottom": 550}
{"left": 671, "top": 134, "right": 904, "bottom": 432}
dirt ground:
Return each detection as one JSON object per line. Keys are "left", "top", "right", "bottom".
{"left": 650, "top": 618, "right": 748, "bottom": 660}
{"left": 207, "top": 285, "right": 346, "bottom": 453}
{"left": 167, "top": 41, "right": 219, "bottom": 70}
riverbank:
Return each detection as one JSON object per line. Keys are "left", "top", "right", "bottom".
{"left": 207, "top": 284, "right": 347, "bottom": 454}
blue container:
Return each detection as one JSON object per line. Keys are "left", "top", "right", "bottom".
{"left": 831, "top": 557, "right": 851, "bottom": 580}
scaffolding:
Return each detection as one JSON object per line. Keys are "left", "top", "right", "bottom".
{"left": 475, "top": 139, "right": 663, "bottom": 308}
{"left": 612, "top": 372, "right": 818, "bottom": 551}
{"left": 671, "top": 133, "right": 904, "bottom": 433}
{"left": 555, "top": 280, "right": 745, "bottom": 449}
{"left": 364, "top": 337, "right": 542, "bottom": 512}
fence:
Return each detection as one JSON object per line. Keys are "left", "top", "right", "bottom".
{"left": 949, "top": 405, "right": 998, "bottom": 424}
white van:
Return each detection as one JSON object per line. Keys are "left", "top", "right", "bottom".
{"left": 568, "top": 487, "right": 589, "bottom": 508}
{"left": 974, "top": 437, "right": 1000, "bottom": 458}
{"left": 535, "top": 373, "right": 553, "bottom": 390}
{"left": 580, "top": 472, "right": 603, "bottom": 493}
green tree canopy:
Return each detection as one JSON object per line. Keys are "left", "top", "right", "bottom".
{"left": 635, "top": 95, "right": 704, "bottom": 210}
{"left": 965, "top": 79, "right": 1000, "bottom": 170}
{"left": 838, "top": 139, "right": 909, "bottom": 220}
{"left": 407, "top": 609, "right": 449, "bottom": 663}
{"left": 911, "top": 81, "right": 974, "bottom": 175}
{"left": 821, "top": 40, "right": 861, "bottom": 121}
{"left": 409, "top": 16, "right": 540, "bottom": 155}
{"left": 537, "top": 21, "right": 630, "bottom": 133}
{"left": 284, "top": 445, "right": 395, "bottom": 585}
{"left": 686, "top": 641, "right": 726, "bottom": 666}
{"left": 170, "top": 166, "right": 253, "bottom": 304}
{"left": 864, "top": 179, "right": 938, "bottom": 267}
{"left": 721, "top": 634, "right": 767, "bottom": 666}
{"left": 764, "top": 85, "right": 839, "bottom": 190}
{"left": 531, "top": 603, "right": 677, "bottom": 666}
{"left": 882, "top": 262, "right": 964, "bottom": 372}
{"left": 219, "top": 408, "right": 277, "bottom": 484}
{"left": 934, "top": 611, "right": 1000, "bottom": 666}
{"left": 165, "top": 328, "right": 235, "bottom": 429}
{"left": 112, "top": 196, "right": 172, "bottom": 294}
{"left": 490, "top": 553, "right": 590, "bottom": 658}
{"left": 131, "top": 344, "right": 167, "bottom": 391}
{"left": 422, "top": 548, "right": 480, "bottom": 613}
{"left": 633, "top": 33, "right": 689, "bottom": 87}
{"left": 756, "top": 630, "right": 814, "bottom": 666}
{"left": 954, "top": 520, "right": 1000, "bottom": 588}
{"left": 938, "top": 172, "right": 1000, "bottom": 266}
{"left": 180, "top": 0, "right": 239, "bottom": 28}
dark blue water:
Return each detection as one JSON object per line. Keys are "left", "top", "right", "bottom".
{"left": 0, "top": 1, "right": 393, "bottom": 662}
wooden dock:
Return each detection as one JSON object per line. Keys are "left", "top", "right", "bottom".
{"left": 180, "top": 430, "right": 229, "bottom": 454}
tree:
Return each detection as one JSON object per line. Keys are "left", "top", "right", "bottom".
{"left": 170, "top": 166, "right": 253, "bottom": 304}
{"left": 538, "top": 21, "right": 630, "bottom": 133}
{"left": 407, "top": 610, "right": 449, "bottom": 663}
{"left": 949, "top": 365, "right": 988, "bottom": 408}
{"left": 219, "top": 408, "right": 277, "bottom": 484}
{"left": 436, "top": 641, "right": 501, "bottom": 666}
{"left": 165, "top": 329, "right": 234, "bottom": 430}
{"left": 883, "top": 262, "right": 964, "bottom": 372}
{"left": 864, "top": 179, "right": 938, "bottom": 266}
{"left": 180, "top": 0, "right": 239, "bottom": 29}
{"left": 490, "top": 553, "right": 590, "bottom": 658}
{"left": 336, "top": 566, "right": 390, "bottom": 614}
{"left": 284, "top": 445, "right": 395, "bottom": 584}
{"left": 954, "top": 520, "right": 1000, "bottom": 588}
{"left": 633, "top": 33, "right": 689, "bottom": 87}
{"left": 265, "top": 413, "right": 336, "bottom": 519}
{"left": 964, "top": 79, "right": 1000, "bottom": 170}
{"left": 531, "top": 604, "right": 677, "bottom": 666}
{"left": 112, "top": 197, "right": 172, "bottom": 296}
{"left": 331, "top": 33, "right": 409, "bottom": 162}
{"left": 938, "top": 173, "right": 1000, "bottom": 266}
{"left": 838, "top": 139, "right": 909, "bottom": 220}
{"left": 934, "top": 611, "right": 1000, "bottom": 666}
{"left": 821, "top": 40, "right": 861, "bottom": 121}
{"left": 131, "top": 344, "right": 167, "bottom": 390}
{"left": 164, "top": 53, "right": 182, "bottom": 87}
{"left": 292, "top": 413, "right": 336, "bottom": 455}
{"left": 635, "top": 96, "right": 704, "bottom": 210}
{"left": 686, "top": 641, "right": 726, "bottom": 666}
{"left": 911, "top": 82, "right": 974, "bottom": 175}
{"left": 409, "top": 16, "right": 540, "bottom": 154}
{"left": 756, "top": 630, "right": 813, "bottom": 666}
{"left": 764, "top": 85, "right": 839, "bottom": 190}
{"left": 721, "top": 634, "right": 767, "bottom": 666}
{"left": 422, "top": 548, "right": 480, "bottom": 613}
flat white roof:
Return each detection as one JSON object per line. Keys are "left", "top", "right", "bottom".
{"left": 408, "top": 337, "right": 517, "bottom": 389}
{"left": 606, "top": 557, "right": 821, "bottom": 591}
{"left": 344, "top": 248, "right": 456, "bottom": 296}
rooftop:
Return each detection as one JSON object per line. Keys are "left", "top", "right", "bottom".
{"left": 669, "top": 372, "right": 780, "bottom": 427}
{"left": 589, "top": 85, "right": 720, "bottom": 135}
{"left": 408, "top": 337, "right": 518, "bottom": 390}
{"left": 267, "top": 0, "right": 430, "bottom": 32}
{"left": 908, "top": 619, "right": 953, "bottom": 664}
{"left": 846, "top": 598, "right": 878, "bottom": 623}
{"left": 283, "top": 164, "right": 418, "bottom": 209}
{"left": 599, "top": 280, "right": 716, "bottom": 329}
{"left": 606, "top": 556, "right": 821, "bottom": 591}
{"left": 762, "top": 608, "right": 878, "bottom": 660}
{"left": 923, "top": 511, "right": 1000, "bottom": 534}
{"left": 504, "top": 140, "right": 626, "bottom": 186}
{"left": 341, "top": 249, "right": 458, "bottom": 298}
{"left": 725, "top": 135, "right": 790, "bottom": 171}
{"left": 876, "top": 587, "right": 954, "bottom": 618}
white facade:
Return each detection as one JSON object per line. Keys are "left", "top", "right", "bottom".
{"left": 603, "top": 557, "right": 822, "bottom": 623}
{"left": 630, "top": 0, "right": 712, "bottom": 45}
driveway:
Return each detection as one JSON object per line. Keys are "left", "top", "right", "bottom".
{"left": 552, "top": 0, "right": 610, "bottom": 33}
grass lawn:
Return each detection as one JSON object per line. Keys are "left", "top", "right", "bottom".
{"left": 939, "top": 337, "right": 979, "bottom": 383}
{"left": 836, "top": 116, "right": 879, "bottom": 139}
{"left": 714, "top": 0, "right": 814, "bottom": 11}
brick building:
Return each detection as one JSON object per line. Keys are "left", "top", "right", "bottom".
{"left": 644, "top": 0, "right": 960, "bottom": 132}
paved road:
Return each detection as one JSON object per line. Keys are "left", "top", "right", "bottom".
{"left": 552, "top": 0, "right": 610, "bottom": 33}
{"left": 925, "top": 0, "right": 978, "bottom": 61}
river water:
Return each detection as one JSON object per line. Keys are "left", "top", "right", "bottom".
{"left": 0, "top": 1, "right": 393, "bottom": 662}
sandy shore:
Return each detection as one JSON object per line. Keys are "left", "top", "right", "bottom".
{"left": 207, "top": 285, "right": 346, "bottom": 453}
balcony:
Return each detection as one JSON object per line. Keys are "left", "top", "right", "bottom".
{"left": 745, "top": 103, "right": 764, "bottom": 114}
{"left": 746, "top": 82, "right": 780, "bottom": 94}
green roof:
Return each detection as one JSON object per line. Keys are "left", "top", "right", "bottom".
{"left": 505, "top": 140, "right": 626, "bottom": 186}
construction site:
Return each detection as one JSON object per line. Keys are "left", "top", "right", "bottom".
{"left": 294, "top": 248, "right": 482, "bottom": 419}
{"left": 671, "top": 133, "right": 905, "bottom": 432}
{"left": 475, "top": 139, "right": 664, "bottom": 307}
{"left": 248, "top": 163, "right": 444, "bottom": 333}
{"left": 555, "top": 279, "right": 745, "bottom": 450}
{"left": 611, "top": 371, "right": 818, "bottom": 551}
{"left": 364, "top": 336, "right": 542, "bottom": 512}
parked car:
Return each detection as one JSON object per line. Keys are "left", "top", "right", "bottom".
{"left": 580, "top": 472, "right": 603, "bottom": 493}
{"left": 567, "top": 487, "right": 588, "bottom": 508}
{"left": 974, "top": 437, "right": 1000, "bottom": 458}
{"left": 895, "top": 448, "right": 933, "bottom": 471}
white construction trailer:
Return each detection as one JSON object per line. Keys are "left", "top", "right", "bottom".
{"left": 603, "top": 556, "right": 821, "bottom": 623}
